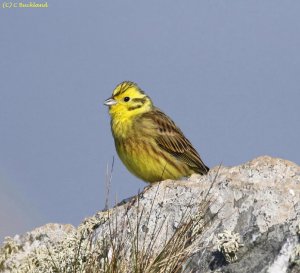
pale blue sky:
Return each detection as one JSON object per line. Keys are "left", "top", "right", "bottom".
{"left": 1, "top": 1, "right": 299, "bottom": 242}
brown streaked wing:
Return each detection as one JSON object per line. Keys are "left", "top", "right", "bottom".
{"left": 140, "top": 108, "right": 209, "bottom": 174}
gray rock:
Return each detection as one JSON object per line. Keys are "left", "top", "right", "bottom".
{"left": 1, "top": 156, "right": 299, "bottom": 273}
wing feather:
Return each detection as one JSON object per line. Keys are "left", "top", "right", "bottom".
{"left": 138, "top": 108, "right": 209, "bottom": 174}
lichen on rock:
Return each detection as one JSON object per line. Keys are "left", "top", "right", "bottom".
{"left": 215, "top": 230, "right": 243, "bottom": 263}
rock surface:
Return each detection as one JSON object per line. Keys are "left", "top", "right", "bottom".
{"left": 1, "top": 156, "right": 300, "bottom": 273}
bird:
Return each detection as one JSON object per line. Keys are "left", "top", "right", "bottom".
{"left": 104, "top": 81, "right": 209, "bottom": 183}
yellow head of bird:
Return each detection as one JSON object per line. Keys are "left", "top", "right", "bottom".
{"left": 104, "top": 81, "right": 153, "bottom": 118}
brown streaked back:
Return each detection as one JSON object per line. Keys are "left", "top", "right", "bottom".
{"left": 137, "top": 107, "right": 209, "bottom": 175}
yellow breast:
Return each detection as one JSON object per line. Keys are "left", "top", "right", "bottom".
{"left": 114, "top": 134, "right": 192, "bottom": 183}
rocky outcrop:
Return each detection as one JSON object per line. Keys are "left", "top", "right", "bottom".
{"left": 1, "top": 156, "right": 300, "bottom": 273}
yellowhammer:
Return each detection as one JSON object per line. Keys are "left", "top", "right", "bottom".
{"left": 104, "top": 81, "right": 209, "bottom": 183}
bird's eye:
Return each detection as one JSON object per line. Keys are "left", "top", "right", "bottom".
{"left": 124, "top": 97, "right": 130, "bottom": 102}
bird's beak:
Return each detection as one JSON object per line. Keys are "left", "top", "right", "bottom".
{"left": 104, "top": 97, "right": 117, "bottom": 106}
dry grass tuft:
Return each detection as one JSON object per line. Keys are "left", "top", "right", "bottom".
{"left": 0, "top": 163, "right": 220, "bottom": 273}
